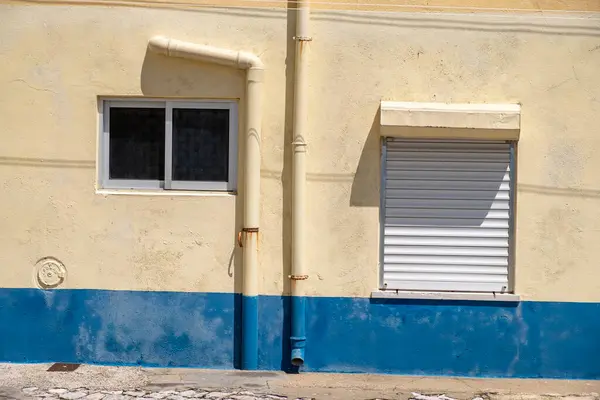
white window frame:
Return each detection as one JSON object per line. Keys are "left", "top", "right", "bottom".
{"left": 99, "top": 99, "right": 238, "bottom": 192}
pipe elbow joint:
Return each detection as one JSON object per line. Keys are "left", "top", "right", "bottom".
{"left": 148, "top": 36, "right": 171, "bottom": 56}
{"left": 238, "top": 51, "right": 265, "bottom": 71}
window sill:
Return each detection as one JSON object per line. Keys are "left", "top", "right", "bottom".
{"left": 371, "top": 290, "right": 520, "bottom": 303}
{"left": 96, "top": 189, "right": 237, "bottom": 197}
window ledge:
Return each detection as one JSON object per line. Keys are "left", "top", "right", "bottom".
{"left": 371, "top": 290, "right": 520, "bottom": 302}
{"left": 96, "top": 189, "right": 236, "bottom": 197}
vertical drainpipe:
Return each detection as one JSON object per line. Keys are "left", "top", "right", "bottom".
{"left": 290, "top": 0, "right": 311, "bottom": 367}
{"left": 241, "top": 65, "right": 264, "bottom": 370}
{"left": 146, "top": 37, "right": 264, "bottom": 370}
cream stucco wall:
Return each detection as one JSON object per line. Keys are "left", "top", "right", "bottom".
{"left": 0, "top": 3, "right": 599, "bottom": 301}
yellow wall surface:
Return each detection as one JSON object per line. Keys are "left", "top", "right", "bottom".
{"left": 0, "top": 2, "right": 599, "bottom": 301}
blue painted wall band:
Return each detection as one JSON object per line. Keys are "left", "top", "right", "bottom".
{"left": 241, "top": 295, "right": 258, "bottom": 370}
{"left": 1, "top": 289, "right": 599, "bottom": 379}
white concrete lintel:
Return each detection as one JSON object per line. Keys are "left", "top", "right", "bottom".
{"left": 380, "top": 101, "right": 521, "bottom": 140}
{"left": 371, "top": 290, "right": 521, "bottom": 302}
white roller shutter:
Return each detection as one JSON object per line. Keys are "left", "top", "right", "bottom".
{"left": 381, "top": 139, "right": 514, "bottom": 293}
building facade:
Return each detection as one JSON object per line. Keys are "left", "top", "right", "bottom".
{"left": 1, "top": 0, "right": 599, "bottom": 379}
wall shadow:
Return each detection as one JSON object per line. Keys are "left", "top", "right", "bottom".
{"left": 279, "top": 0, "right": 298, "bottom": 374}
{"left": 519, "top": 184, "right": 600, "bottom": 199}
{"left": 349, "top": 110, "right": 381, "bottom": 208}
{"left": 0, "top": 156, "right": 95, "bottom": 169}
{"left": 140, "top": 49, "right": 245, "bottom": 369}
{"left": 370, "top": 297, "right": 519, "bottom": 308}
{"left": 351, "top": 118, "right": 509, "bottom": 228}
{"left": 141, "top": 50, "right": 245, "bottom": 99}
{"left": 384, "top": 144, "right": 508, "bottom": 227}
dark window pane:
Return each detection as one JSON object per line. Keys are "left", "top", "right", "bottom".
{"left": 109, "top": 107, "right": 165, "bottom": 180}
{"left": 172, "top": 108, "right": 229, "bottom": 182}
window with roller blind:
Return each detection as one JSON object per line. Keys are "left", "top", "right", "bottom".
{"left": 99, "top": 100, "right": 237, "bottom": 191}
{"left": 380, "top": 139, "right": 515, "bottom": 293}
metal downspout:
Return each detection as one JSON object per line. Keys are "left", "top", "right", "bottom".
{"left": 147, "top": 37, "right": 264, "bottom": 370}
{"left": 290, "top": 0, "right": 310, "bottom": 367}
{"left": 241, "top": 65, "right": 264, "bottom": 370}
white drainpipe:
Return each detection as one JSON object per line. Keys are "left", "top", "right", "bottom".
{"left": 148, "top": 36, "right": 264, "bottom": 370}
{"left": 290, "top": 0, "right": 310, "bottom": 367}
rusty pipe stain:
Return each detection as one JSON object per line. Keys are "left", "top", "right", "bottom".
{"left": 238, "top": 228, "right": 259, "bottom": 249}
{"left": 289, "top": 274, "right": 309, "bottom": 280}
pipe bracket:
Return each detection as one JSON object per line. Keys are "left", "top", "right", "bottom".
{"left": 238, "top": 227, "right": 259, "bottom": 247}
{"left": 293, "top": 36, "right": 313, "bottom": 41}
{"left": 290, "top": 335, "right": 307, "bottom": 345}
{"left": 289, "top": 274, "right": 309, "bottom": 280}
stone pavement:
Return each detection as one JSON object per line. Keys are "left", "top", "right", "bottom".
{"left": 0, "top": 364, "right": 598, "bottom": 400}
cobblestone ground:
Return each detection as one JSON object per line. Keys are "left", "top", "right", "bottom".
{"left": 10, "top": 388, "right": 478, "bottom": 400}
{"left": 15, "top": 388, "right": 297, "bottom": 400}
{"left": 1, "top": 365, "right": 597, "bottom": 400}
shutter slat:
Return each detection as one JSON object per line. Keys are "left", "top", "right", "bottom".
{"left": 386, "top": 208, "right": 509, "bottom": 220}
{"left": 384, "top": 226, "right": 508, "bottom": 238}
{"left": 387, "top": 160, "right": 510, "bottom": 172}
{"left": 385, "top": 218, "right": 509, "bottom": 228}
{"left": 384, "top": 236, "right": 508, "bottom": 247}
{"left": 383, "top": 272, "right": 508, "bottom": 283}
{"left": 387, "top": 170, "right": 510, "bottom": 182}
{"left": 384, "top": 246, "right": 508, "bottom": 257}
{"left": 386, "top": 151, "right": 509, "bottom": 162}
{"left": 382, "top": 188, "right": 510, "bottom": 200}
{"left": 384, "top": 264, "right": 508, "bottom": 275}
{"left": 385, "top": 199, "right": 509, "bottom": 210}
{"left": 384, "top": 254, "right": 508, "bottom": 266}
{"left": 382, "top": 139, "right": 513, "bottom": 293}
{"left": 385, "top": 180, "right": 510, "bottom": 191}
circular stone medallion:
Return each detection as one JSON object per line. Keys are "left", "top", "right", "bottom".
{"left": 35, "top": 257, "right": 67, "bottom": 289}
